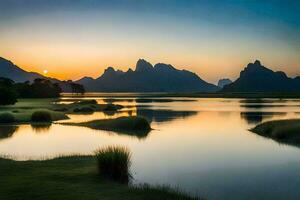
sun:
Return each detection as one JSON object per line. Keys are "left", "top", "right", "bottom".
{"left": 43, "top": 70, "right": 48, "bottom": 75}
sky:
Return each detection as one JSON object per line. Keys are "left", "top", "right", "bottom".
{"left": 0, "top": 0, "right": 299, "bottom": 83}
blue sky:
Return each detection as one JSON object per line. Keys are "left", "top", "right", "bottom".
{"left": 0, "top": 0, "right": 299, "bottom": 82}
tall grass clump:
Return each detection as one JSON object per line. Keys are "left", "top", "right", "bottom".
{"left": 95, "top": 146, "right": 131, "bottom": 183}
{"left": 0, "top": 112, "right": 15, "bottom": 123}
{"left": 31, "top": 110, "right": 52, "bottom": 122}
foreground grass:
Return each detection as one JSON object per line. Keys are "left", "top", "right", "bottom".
{"left": 0, "top": 156, "right": 199, "bottom": 200}
{"left": 251, "top": 119, "right": 300, "bottom": 147}
{"left": 61, "top": 116, "right": 151, "bottom": 138}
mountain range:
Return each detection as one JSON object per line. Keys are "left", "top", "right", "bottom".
{"left": 222, "top": 60, "right": 300, "bottom": 92}
{"left": 1, "top": 56, "right": 300, "bottom": 93}
{"left": 77, "top": 59, "right": 219, "bottom": 92}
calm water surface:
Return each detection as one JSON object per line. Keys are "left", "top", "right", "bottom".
{"left": 1, "top": 96, "right": 300, "bottom": 200}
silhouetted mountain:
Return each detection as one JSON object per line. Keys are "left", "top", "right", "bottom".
{"left": 0, "top": 57, "right": 47, "bottom": 82}
{"left": 218, "top": 78, "right": 232, "bottom": 88}
{"left": 222, "top": 60, "right": 300, "bottom": 92}
{"left": 0, "top": 57, "right": 74, "bottom": 92}
{"left": 77, "top": 59, "right": 219, "bottom": 92}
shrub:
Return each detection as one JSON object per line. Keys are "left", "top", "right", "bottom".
{"left": 77, "top": 100, "right": 97, "bottom": 105}
{"left": 0, "top": 112, "right": 15, "bottom": 123}
{"left": 104, "top": 104, "right": 123, "bottom": 111}
{"left": 31, "top": 110, "right": 52, "bottom": 122}
{"left": 104, "top": 104, "right": 118, "bottom": 111}
{"left": 73, "top": 106, "right": 94, "bottom": 113}
{"left": 95, "top": 146, "right": 131, "bottom": 183}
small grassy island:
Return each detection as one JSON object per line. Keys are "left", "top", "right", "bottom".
{"left": 61, "top": 116, "right": 152, "bottom": 138}
{"left": 251, "top": 119, "right": 300, "bottom": 147}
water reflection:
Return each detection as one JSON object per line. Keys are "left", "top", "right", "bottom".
{"left": 135, "top": 98, "right": 196, "bottom": 103}
{"left": 105, "top": 129, "right": 151, "bottom": 140}
{"left": 31, "top": 123, "right": 52, "bottom": 133}
{"left": 240, "top": 112, "right": 287, "bottom": 124}
{"left": 103, "top": 98, "right": 196, "bottom": 104}
{"left": 1, "top": 97, "right": 300, "bottom": 200}
{"left": 103, "top": 110, "right": 118, "bottom": 116}
{"left": 0, "top": 126, "right": 18, "bottom": 139}
{"left": 239, "top": 99, "right": 300, "bottom": 109}
{"left": 137, "top": 109, "right": 198, "bottom": 123}
{"left": 240, "top": 104, "right": 288, "bottom": 109}
{"left": 103, "top": 98, "right": 134, "bottom": 103}
{"left": 239, "top": 99, "right": 288, "bottom": 104}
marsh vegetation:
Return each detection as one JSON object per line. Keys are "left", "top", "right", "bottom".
{"left": 251, "top": 119, "right": 300, "bottom": 147}
{"left": 61, "top": 116, "right": 151, "bottom": 138}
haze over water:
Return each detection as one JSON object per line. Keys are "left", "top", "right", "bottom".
{"left": 1, "top": 95, "right": 300, "bottom": 200}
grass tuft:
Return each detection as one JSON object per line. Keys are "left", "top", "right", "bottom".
{"left": 0, "top": 112, "right": 15, "bottom": 123}
{"left": 95, "top": 146, "right": 131, "bottom": 183}
{"left": 31, "top": 110, "right": 52, "bottom": 122}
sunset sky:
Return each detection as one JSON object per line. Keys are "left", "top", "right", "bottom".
{"left": 0, "top": 0, "right": 299, "bottom": 83}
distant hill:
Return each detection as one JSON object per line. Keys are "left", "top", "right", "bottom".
{"left": 0, "top": 57, "right": 72, "bottom": 91}
{"left": 222, "top": 60, "right": 300, "bottom": 92}
{"left": 0, "top": 57, "right": 49, "bottom": 83}
{"left": 77, "top": 59, "right": 219, "bottom": 92}
{"left": 218, "top": 78, "right": 232, "bottom": 88}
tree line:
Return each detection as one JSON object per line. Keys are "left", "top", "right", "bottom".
{"left": 0, "top": 77, "right": 85, "bottom": 105}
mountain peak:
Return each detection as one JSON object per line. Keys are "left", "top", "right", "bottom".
{"left": 105, "top": 66, "right": 115, "bottom": 73}
{"left": 127, "top": 68, "right": 133, "bottom": 73}
{"left": 218, "top": 78, "right": 232, "bottom": 88}
{"left": 154, "top": 63, "right": 176, "bottom": 71}
{"left": 222, "top": 60, "right": 300, "bottom": 92}
{"left": 246, "top": 60, "right": 264, "bottom": 69}
{"left": 254, "top": 60, "right": 261, "bottom": 66}
{"left": 135, "top": 59, "right": 153, "bottom": 72}
{"left": 101, "top": 67, "right": 117, "bottom": 78}
{"left": 77, "top": 58, "right": 218, "bottom": 92}
{"left": 241, "top": 60, "right": 273, "bottom": 78}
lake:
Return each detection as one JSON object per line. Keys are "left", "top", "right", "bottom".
{"left": 1, "top": 95, "right": 300, "bottom": 200}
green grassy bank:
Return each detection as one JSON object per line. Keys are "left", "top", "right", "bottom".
{"left": 0, "top": 156, "right": 199, "bottom": 200}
